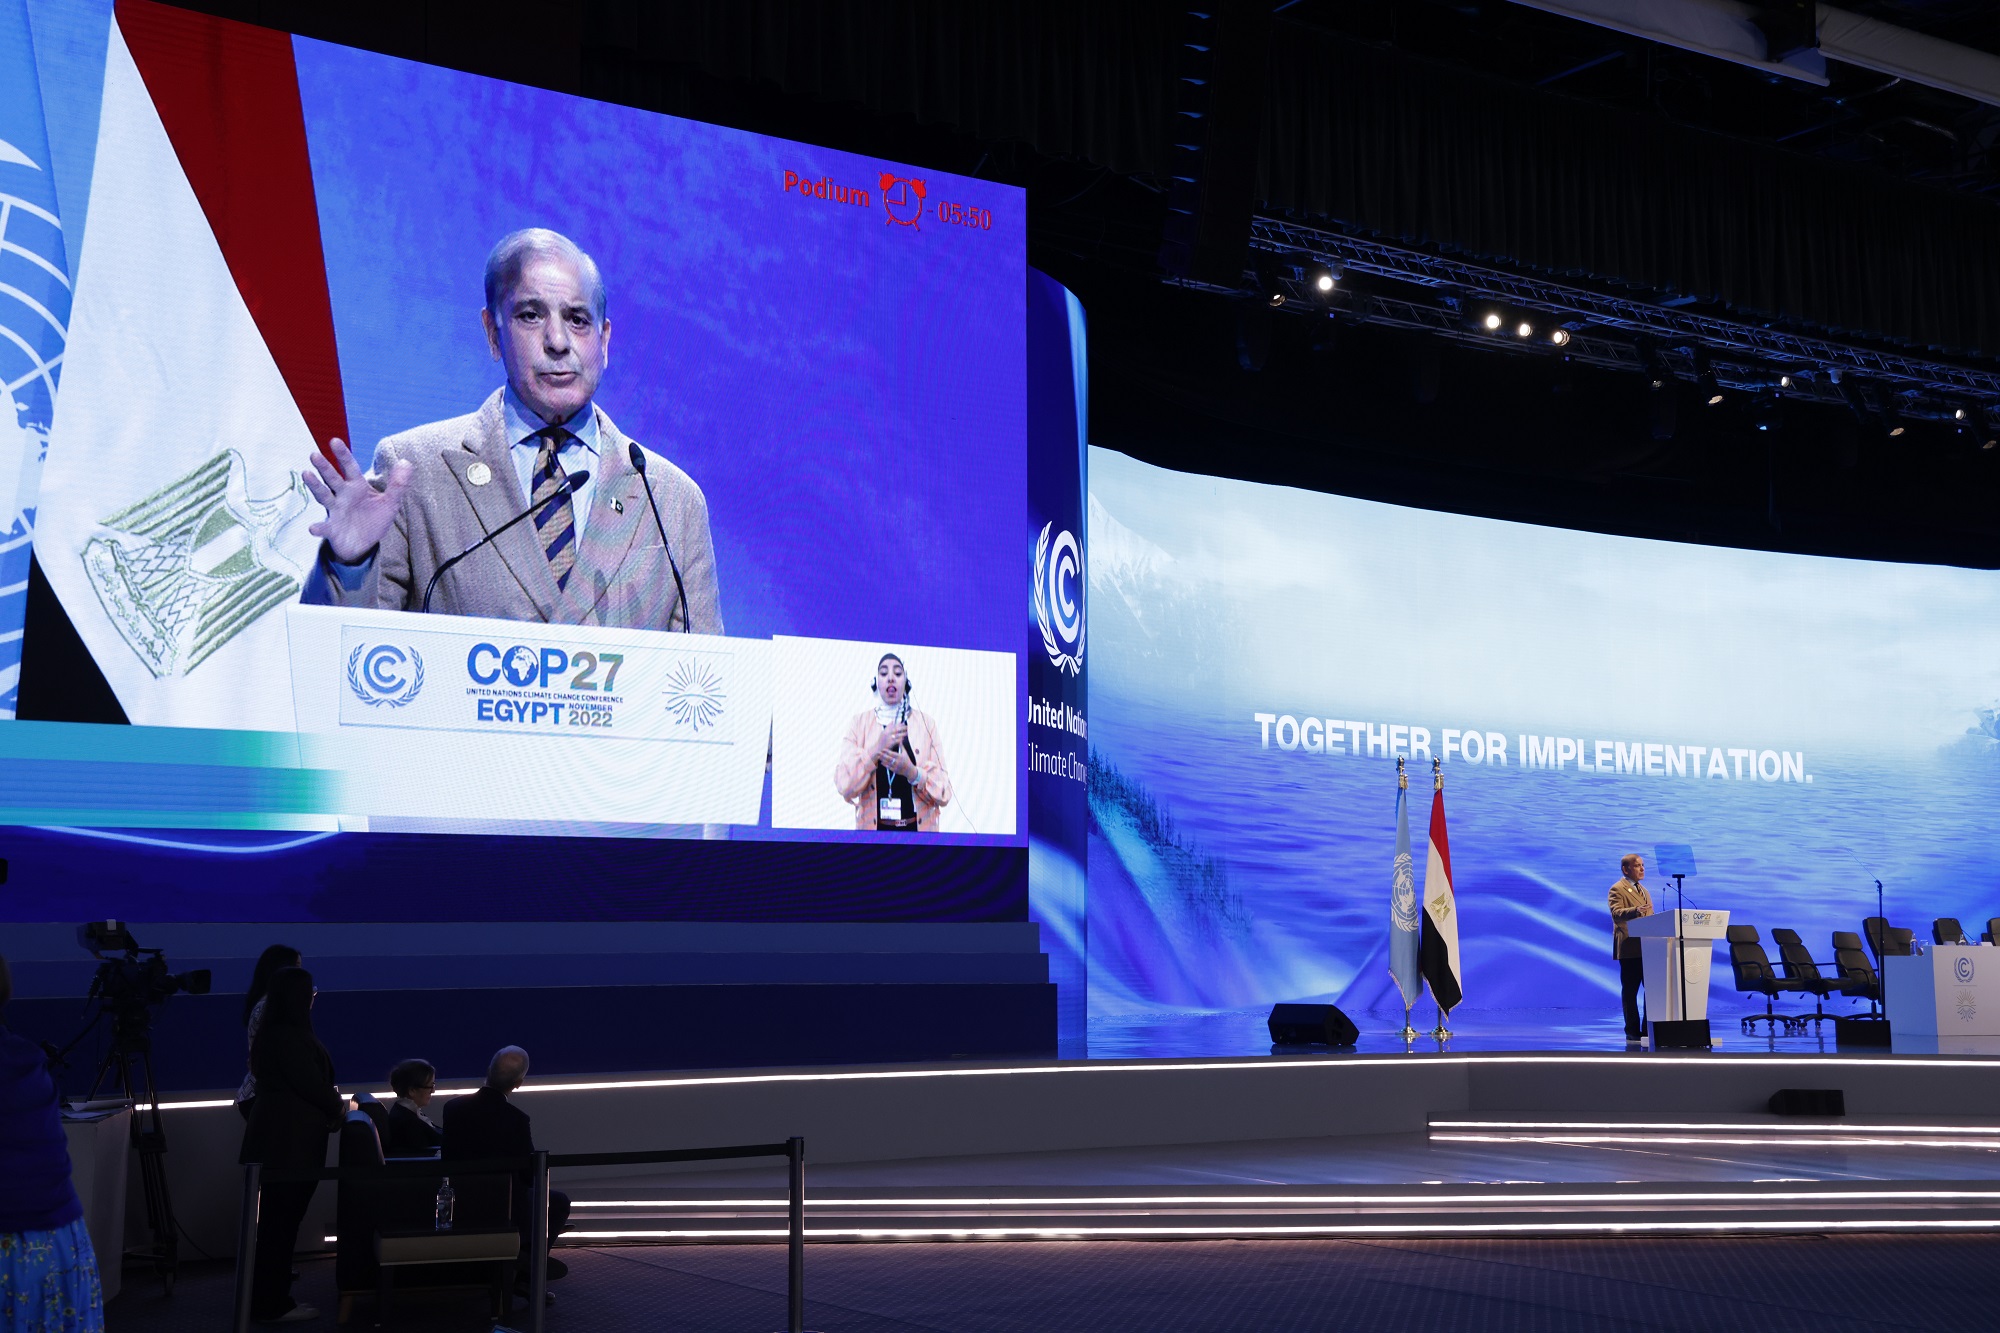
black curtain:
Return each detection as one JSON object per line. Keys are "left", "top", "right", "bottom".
{"left": 1258, "top": 23, "right": 2000, "bottom": 358}
{"left": 586, "top": 0, "right": 1176, "bottom": 179}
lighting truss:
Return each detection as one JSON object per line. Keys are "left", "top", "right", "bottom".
{"left": 1218, "top": 215, "right": 2000, "bottom": 421}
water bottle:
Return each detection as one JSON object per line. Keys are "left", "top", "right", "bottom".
{"left": 434, "top": 1177, "right": 455, "bottom": 1232}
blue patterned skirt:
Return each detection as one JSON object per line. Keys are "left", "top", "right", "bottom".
{"left": 0, "top": 1220, "right": 104, "bottom": 1333}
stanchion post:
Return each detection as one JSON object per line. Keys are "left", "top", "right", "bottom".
{"left": 232, "top": 1163, "right": 260, "bottom": 1333}
{"left": 787, "top": 1136, "right": 805, "bottom": 1333}
{"left": 528, "top": 1152, "right": 550, "bottom": 1333}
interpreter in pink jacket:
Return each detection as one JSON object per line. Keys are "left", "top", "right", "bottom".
{"left": 835, "top": 654, "right": 954, "bottom": 832}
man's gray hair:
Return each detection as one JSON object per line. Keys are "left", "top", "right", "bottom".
{"left": 487, "top": 1044, "right": 531, "bottom": 1091}
{"left": 483, "top": 228, "right": 606, "bottom": 323}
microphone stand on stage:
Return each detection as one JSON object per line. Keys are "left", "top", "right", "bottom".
{"left": 1674, "top": 871, "right": 1689, "bottom": 1034}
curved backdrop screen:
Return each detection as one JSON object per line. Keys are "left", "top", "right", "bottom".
{"left": 0, "top": 0, "right": 1024, "bottom": 920}
{"left": 1087, "top": 446, "right": 2000, "bottom": 1018}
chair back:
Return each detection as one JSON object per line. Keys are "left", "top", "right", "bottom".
{"left": 1728, "top": 935, "right": 1778, "bottom": 992}
{"left": 1772, "top": 931, "right": 1822, "bottom": 983}
{"left": 352, "top": 1090, "right": 390, "bottom": 1136}
{"left": 1864, "top": 917, "right": 1915, "bottom": 958}
{"left": 1830, "top": 932, "right": 1880, "bottom": 1000}
{"left": 1985, "top": 918, "right": 2000, "bottom": 946}
{"left": 1933, "top": 917, "right": 1968, "bottom": 946}
{"left": 335, "top": 1109, "right": 441, "bottom": 1293}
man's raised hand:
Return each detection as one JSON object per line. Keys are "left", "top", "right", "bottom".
{"left": 303, "top": 439, "right": 413, "bottom": 564}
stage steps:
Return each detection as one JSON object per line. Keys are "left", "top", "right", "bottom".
{"left": 557, "top": 1178, "right": 2000, "bottom": 1241}
{"left": 1427, "top": 1114, "right": 2000, "bottom": 1148}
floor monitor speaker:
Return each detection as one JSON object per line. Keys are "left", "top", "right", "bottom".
{"left": 1267, "top": 1003, "right": 1358, "bottom": 1047}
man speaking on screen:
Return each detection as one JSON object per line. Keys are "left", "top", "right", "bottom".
{"left": 297, "top": 228, "right": 722, "bottom": 632}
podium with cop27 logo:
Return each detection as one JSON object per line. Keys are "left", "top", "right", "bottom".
{"left": 284, "top": 605, "right": 772, "bottom": 828}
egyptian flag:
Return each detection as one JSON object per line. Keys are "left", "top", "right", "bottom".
{"left": 32, "top": 0, "right": 347, "bottom": 730}
{"left": 1419, "top": 770, "right": 1463, "bottom": 1011}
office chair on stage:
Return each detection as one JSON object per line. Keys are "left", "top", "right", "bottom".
{"left": 1933, "top": 917, "right": 1970, "bottom": 946}
{"left": 1830, "top": 931, "right": 1882, "bottom": 1016}
{"left": 1863, "top": 916, "right": 1914, "bottom": 962}
{"left": 1984, "top": 918, "right": 2000, "bottom": 946}
{"left": 1726, "top": 926, "right": 1800, "bottom": 1034}
{"left": 1770, "top": 928, "right": 1839, "bottom": 1028}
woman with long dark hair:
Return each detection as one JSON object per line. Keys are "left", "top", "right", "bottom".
{"left": 234, "top": 944, "right": 302, "bottom": 1122}
{"left": 239, "top": 967, "right": 345, "bottom": 1323}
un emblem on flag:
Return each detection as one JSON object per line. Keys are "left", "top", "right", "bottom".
{"left": 1392, "top": 851, "right": 1419, "bottom": 930}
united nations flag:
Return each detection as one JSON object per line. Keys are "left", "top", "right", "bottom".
{"left": 0, "top": 0, "right": 73, "bottom": 718}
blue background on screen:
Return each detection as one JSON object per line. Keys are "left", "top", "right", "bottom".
{"left": 1086, "top": 447, "right": 2000, "bottom": 1021}
{"left": 293, "top": 39, "right": 1025, "bottom": 654}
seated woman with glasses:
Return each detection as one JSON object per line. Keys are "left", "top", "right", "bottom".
{"left": 382, "top": 1059, "right": 442, "bottom": 1157}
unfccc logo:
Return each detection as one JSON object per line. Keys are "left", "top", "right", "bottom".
{"left": 346, "top": 644, "right": 424, "bottom": 707}
{"left": 1033, "top": 521, "right": 1084, "bottom": 676}
{"left": 1957, "top": 955, "right": 1976, "bottom": 984}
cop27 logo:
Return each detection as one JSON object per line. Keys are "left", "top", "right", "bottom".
{"left": 1033, "top": 521, "right": 1084, "bottom": 676}
{"left": 347, "top": 644, "right": 424, "bottom": 707}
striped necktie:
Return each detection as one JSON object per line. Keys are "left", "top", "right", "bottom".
{"left": 530, "top": 426, "right": 578, "bottom": 592}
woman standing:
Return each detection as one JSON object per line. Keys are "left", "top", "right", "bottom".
{"left": 836, "top": 652, "right": 954, "bottom": 832}
{"left": 239, "top": 968, "right": 345, "bottom": 1324}
{"left": 234, "top": 945, "right": 303, "bottom": 1122}
{"left": 0, "top": 955, "right": 105, "bottom": 1333}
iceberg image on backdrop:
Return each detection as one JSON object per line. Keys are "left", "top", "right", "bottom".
{"left": 1085, "top": 446, "right": 2000, "bottom": 1034}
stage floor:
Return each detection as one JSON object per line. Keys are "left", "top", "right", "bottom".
{"left": 1083, "top": 1005, "right": 2000, "bottom": 1058}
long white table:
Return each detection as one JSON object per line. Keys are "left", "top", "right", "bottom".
{"left": 1885, "top": 946, "right": 2000, "bottom": 1036}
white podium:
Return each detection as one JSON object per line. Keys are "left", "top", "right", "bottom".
{"left": 1884, "top": 946, "right": 2000, "bottom": 1036}
{"left": 1628, "top": 908, "right": 1732, "bottom": 1022}
{"left": 284, "top": 605, "right": 774, "bottom": 829}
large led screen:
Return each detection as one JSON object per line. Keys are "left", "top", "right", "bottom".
{"left": 1, "top": 0, "right": 1024, "bottom": 903}
{"left": 1088, "top": 447, "right": 2000, "bottom": 1021}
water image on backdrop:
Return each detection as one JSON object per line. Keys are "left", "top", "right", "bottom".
{"left": 1086, "top": 447, "right": 2000, "bottom": 1031}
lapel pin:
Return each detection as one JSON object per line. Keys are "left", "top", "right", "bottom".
{"left": 467, "top": 461, "right": 492, "bottom": 486}
{"left": 613, "top": 497, "right": 624, "bottom": 514}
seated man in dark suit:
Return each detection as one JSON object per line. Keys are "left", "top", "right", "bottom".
{"left": 442, "top": 1045, "right": 570, "bottom": 1281}
{"left": 382, "top": 1059, "right": 442, "bottom": 1157}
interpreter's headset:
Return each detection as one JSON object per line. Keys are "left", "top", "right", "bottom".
{"left": 869, "top": 653, "right": 913, "bottom": 700}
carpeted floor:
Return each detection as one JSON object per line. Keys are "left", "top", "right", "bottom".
{"left": 106, "top": 1233, "right": 2000, "bottom": 1331}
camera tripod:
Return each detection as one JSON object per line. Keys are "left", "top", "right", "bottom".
{"left": 54, "top": 1004, "right": 182, "bottom": 1293}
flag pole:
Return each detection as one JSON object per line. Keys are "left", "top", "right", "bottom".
{"left": 1429, "top": 757, "right": 1453, "bottom": 1042}
{"left": 1396, "top": 756, "right": 1417, "bottom": 1041}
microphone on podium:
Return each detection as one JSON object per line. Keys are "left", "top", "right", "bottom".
{"left": 421, "top": 471, "right": 589, "bottom": 613}
{"left": 628, "top": 443, "right": 691, "bottom": 632}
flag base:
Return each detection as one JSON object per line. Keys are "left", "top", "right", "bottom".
{"left": 1650, "top": 1019, "right": 1712, "bottom": 1051}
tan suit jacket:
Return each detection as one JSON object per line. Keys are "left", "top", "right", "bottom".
{"left": 836, "top": 708, "right": 953, "bottom": 832}
{"left": 1609, "top": 877, "right": 1655, "bottom": 960}
{"left": 302, "top": 389, "right": 722, "bottom": 632}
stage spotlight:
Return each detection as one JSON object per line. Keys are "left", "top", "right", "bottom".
{"left": 1955, "top": 406, "right": 1970, "bottom": 421}
{"left": 1308, "top": 264, "right": 1336, "bottom": 294}
{"left": 1881, "top": 393, "right": 1907, "bottom": 437}
{"left": 1779, "top": 373, "right": 1795, "bottom": 390}
{"left": 1550, "top": 327, "right": 1571, "bottom": 347}
{"left": 1483, "top": 312, "right": 1502, "bottom": 331}
{"left": 1515, "top": 320, "right": 1534, "bottom": 338}
{"left": 1266, "top": 290, "right": 1286, "bottom": 309}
